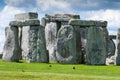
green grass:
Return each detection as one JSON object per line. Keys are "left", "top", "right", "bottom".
{"left": 0, "top": 59, "right": 120, "bottom": 80}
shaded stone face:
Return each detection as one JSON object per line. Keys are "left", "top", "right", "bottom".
{"left": 2, "top": 27, "right": 20, "bottom": 62}
{"left": 115, "top": 29, "right": 120, "bottom": 65}
{"left": 45, "top": 22, "right": 57, "bottom": 62}
{"left": 56, "top": 25, "right": 77, "bottom": 64}
{"left": 86, "top": 27, "right": 107, "bottom": 65}
{"left": 108, "top": 39, "right": 115, "bottom": 57}
{"left": 37, "top": 26, "right": 48, "bottom": 62}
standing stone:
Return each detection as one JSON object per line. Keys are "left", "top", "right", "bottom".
{"left": 37, "top": 26, "right": 48, "bottom": 62}
{"left": 73, "top": 27, "right": 83, "bottom": 63}
{"left": 45, "top": 22, "right": 57, "bottom": 62}
{"left": 22, "top": 26, "right": 48, "bottom": 63}
{"left": 2, "top": 27, "right": 20, "bottom": 62}
{"left": 108, "top": 39, "right": 115, "bottom": 57}
{"left": 56, "top": 25, "right": 77, "bottom": 64}
{"left": 86, "top": 27, "right": 107, "bottom": 65}
{"left": 22, "top": 26, "right": 38, "bottom": 62}
{"left": 115, "top": 29, "right": 120, "bottom": 65}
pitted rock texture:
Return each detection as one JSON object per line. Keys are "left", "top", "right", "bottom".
{"left": 56, "top": 25, "right": 77, "bottom": 64}
{"left": 86, "top": 27, "right": 107, "bottom": 65}
{"left": 45, "top": 22, "right": 57, "bottom": 62}
{"left": 2, "top": 27, "right": 20, "bottom": 62}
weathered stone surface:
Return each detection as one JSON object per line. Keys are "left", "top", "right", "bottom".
{"left": 15, "top": 12, "right": 38, "bottom": 21}
{"left": 86, "top": 27, "right": 107, "bottom": 65}
{"left": 45, "top": 14, "right": 80, "bottom": 22}
{"left": 41, "top": 18, "right": 47, "bottom": 27}
{"left": 22, "top": 26, "right": 48, "bottom": 63}
{"left": 68, "top": 19, "right": 107, "bottom": 27}
{"left": 73, "top": 27, "right": 83, "bottom": 63}
{"left": 37, "top": 26, "right": 48, "bottom": 62}
{"left": 0, "top": 52, "right": 3, "bottom": 58}
{"left": 56, "top": 25, "right": 77, "bottom": 64}
{"left": 9, "top": 19, "right": 40, "bottom": 27}
{"left": 115, "top": 29, "right": 120, "bottom": 65}
{"left": 45, "top": 22, "right": 57, "bottom": 62}
{"left": 108, "top": 39, "right": 115, "bottom": 57}
{"left": 2, "top": 27, "right": 20, "bottom": 62}
{"left": 110, "top": 35, "right": 116, "bottom": 39}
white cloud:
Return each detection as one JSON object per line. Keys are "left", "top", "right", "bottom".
{"left": 77, "top": 10, "right": 120, "bottom": 35}
{"left": 86, "top": 10, "right": 120, "bottom": 28}
{"left": 0, "top": 5, "right": 25, "bottom": 52}
{"left": 4, "top": 0, "right": 24, "bottom": 6}
{"left": 0, "top": 5, "right": 25, "bottom": 27}
{"left": 36, "top": 0, "right": 71, "bottom": 11}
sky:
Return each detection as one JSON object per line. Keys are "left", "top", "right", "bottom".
{"left": 0, "top": 0, "right": 120, "bottom": 52}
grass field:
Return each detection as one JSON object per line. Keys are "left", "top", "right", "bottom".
{"left": 0, "top": 59, "right": 120, "bottom": 80}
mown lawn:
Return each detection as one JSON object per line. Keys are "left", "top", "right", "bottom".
{"left": 0, "top": 59, "right": 120, "bottom": 80}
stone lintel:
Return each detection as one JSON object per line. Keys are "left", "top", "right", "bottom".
{"left": 44, "top": 14, "right": 80, "bottom": 22}
{"left": 9, "top": 19, "right": 40, "bottom": 27}
{"left": 15, "top": 12, "right": 38, "bottom": 21}
{"left": 44, "top": 17, "right": 70, "bottom": 22}
{"left": 109, "top": 35, "right": 116, "bottom": 39}
{"left": 68, "top": 19, "right": 107, "bottom": 27}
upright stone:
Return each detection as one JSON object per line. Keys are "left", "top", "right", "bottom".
{"left": 74, "top": 27, "right": 83, "bottom": 63}
{"left": 56, "top": 25, "right": 77, "bottom": 64}
{"left": 45, "top": 22, "right": 57, "bottom": 62}
{"left": 14, "top": 12, "right": 48, "bottom": 63}
{"left": 22, "top": 26, "right": 38, "bottom": 62}
{"left": 115, "top": 29, "right": 120, "bottom": 65}
{"left": 37, "top": 26, "right": 48, "bottom": 62}
{"left": 2, "top": 27, "right": 20, "bottom": 62}
{"left": 86, "top": 27, "right": 106, "bottom": 65}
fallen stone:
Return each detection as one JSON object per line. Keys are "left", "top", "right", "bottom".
{"left": 2, "top": 27, "right": 20, "bottom": 62}
{"left": 86, "top": 27, "right": 107, "bottom": 65}
{"left": 56, "top": 25, "right": 77, "bottom": 64}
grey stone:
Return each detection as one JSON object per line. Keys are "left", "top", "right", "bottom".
{"left": 56, "top": 25, "right": 77, "bottom": 64}
{"left": 68, "top": 19, "right": 107, "bottom": 27}
{"left": 45, "top": 22, "right": 57, "bottom": 62}
{"left": 73, "top": 27, "right": 83, "bottom": 63}
{"left": 41, "top": 18, "right": 47, "bottom": 27}
{"left": 115, "top": 29, "right": 120, "bottom": 65}
{"left": 108, "top": 39, "right": 115, "bottom": 57}
{"left": 9, "top": 19, "right": 40, "bottom": 27}
{"left": 2, "top": 27, "right": 20, "bottom": 62}
{"left": 110, "top": 35, "right": 116, "bottom": 39}
{"left": 37, "top": 26, "right": 48, "bottom": 62}
{"left": 0, "top": 52, "right": 3, "bottom": 58}
{"left": 15, "top": 12, "right": 38, "bottom": 21}
{"left": 86, "top": 27, "right": 107, "bottom": 65}
{"left": 45, "top": 14, "right": 80, "bottom": 22}
{"left": 22, "top": 26, "right": 48, "bottom": 63}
